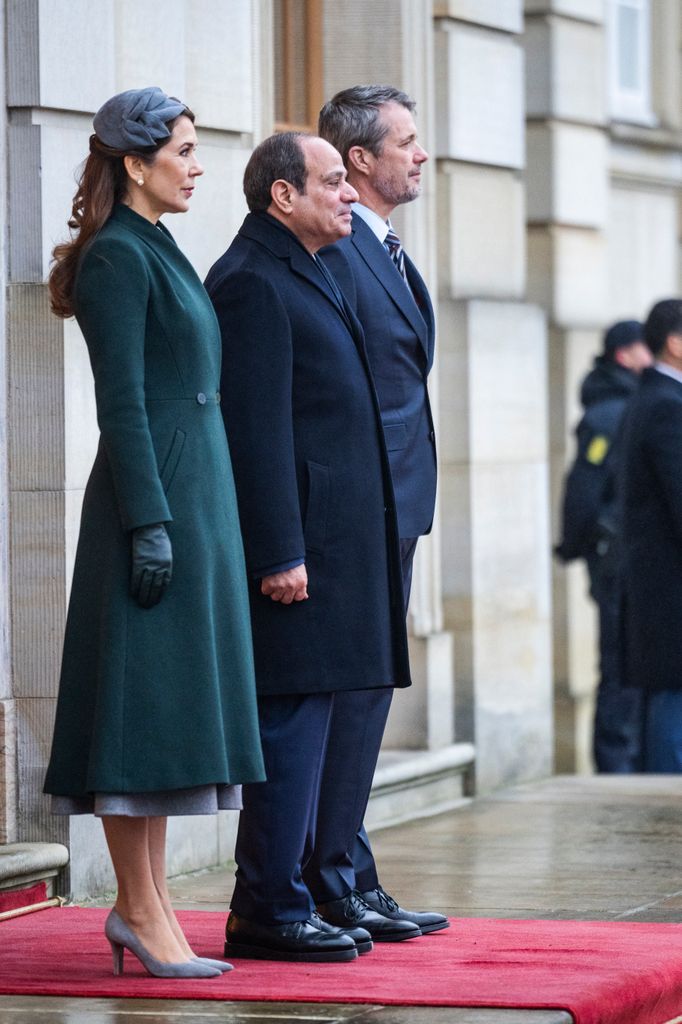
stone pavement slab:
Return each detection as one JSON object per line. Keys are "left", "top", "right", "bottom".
{"left": 4, "top": 775, "right": 682, "bottom": 1022}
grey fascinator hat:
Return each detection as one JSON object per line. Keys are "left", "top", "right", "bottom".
{"left": 93, "top": 86, "right": 186, "bottom": 151}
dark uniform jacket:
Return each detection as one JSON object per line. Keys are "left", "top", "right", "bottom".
{"left": 205, "top": 212, "right": 411, "bottom": 697}
{"left": 556, "top": 357, "right": 638, "bottom": 586}
{"left": 44, "top": 204, "right": 265, "bottom": 797}
{"left": 621, "top": 366, "right": 682, "bottom": 692}
{"left": 320, "top": 213, "right": 436, "bottom": 539}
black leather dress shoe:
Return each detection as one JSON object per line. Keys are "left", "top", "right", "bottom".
{"left": 225, "top": 913, "right": 358, "bottom": 962}
{"left": 311, "top": 911, "right": 373, "bottom": 955}
{"left": 359, "top": 885, "right": 450, "bottom": 934}
{"left": 317, "top": 890, "right": 421, "bottom": 942}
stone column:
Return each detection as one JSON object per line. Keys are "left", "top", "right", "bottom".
{"left": 323, "top": 0, "right": 455, "bottom": 753}
{"left": 524, "top": 0, "right": 610, "bottom": 772}
{"left": 434, "top": 0, "right": 554, "bottom": 791}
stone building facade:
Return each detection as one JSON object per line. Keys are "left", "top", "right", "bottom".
{"left": 0, "top": 0, "right": 679, "bottom": 897}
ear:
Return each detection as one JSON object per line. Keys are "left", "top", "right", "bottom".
{"left": 347, "top": 145, "right": 372, "bottom": 177}
{"left": 667, "top": 332, "right": 682, "bottom": 360}
{"left": 270, "top": 179, "right": 295, "bottom": 216}
{"left": 123, "top": 154, "right": 145, "bottom": 184}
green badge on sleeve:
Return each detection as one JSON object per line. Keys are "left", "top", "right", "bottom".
{"left": 586, "top": 435, "right": 609, "bottom": 465}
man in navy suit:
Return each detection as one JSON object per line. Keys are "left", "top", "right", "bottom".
{"left": 206, "top": 132, "right": 420, "bottom": 962}
{"left": 308, "top": 86, "right": 447, "bottom": 935}
{"left": 621, "top": 298, "right": 682, "bottom": 771}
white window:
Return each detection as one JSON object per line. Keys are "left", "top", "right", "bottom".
{"left": 607, "top": 0, "right": 654, "bottom": 125}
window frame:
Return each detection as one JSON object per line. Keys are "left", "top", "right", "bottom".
{"left": 274, "top": 0, "right": 324, "bottom": 133}
{"left": 607, "top": 0, "right": 655, "bottom": 126}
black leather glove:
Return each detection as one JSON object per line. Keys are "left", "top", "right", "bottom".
{"left": 130, "top": 523, "right": 172, "bottom": 609}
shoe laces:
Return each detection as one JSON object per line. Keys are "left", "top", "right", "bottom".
{"left": 372, "top": 885, "right": 399, "bottom": 913}
{"left": 345, "top": 890, "right": 371, "bottom": 921}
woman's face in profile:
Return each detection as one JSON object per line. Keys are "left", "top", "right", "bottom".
{"left": 133, "top": 115, "right": 204, "bottom": 222}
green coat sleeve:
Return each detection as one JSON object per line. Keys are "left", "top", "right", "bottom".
{"left": 74, "top": 235, "right": 172, "bottom": 532}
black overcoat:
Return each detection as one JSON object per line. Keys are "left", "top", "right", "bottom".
{"left": 621, "top": 366, "right": 682, "bottom": 692}
{"left": 205, "top": 212, "right": 410, "bottom": 697}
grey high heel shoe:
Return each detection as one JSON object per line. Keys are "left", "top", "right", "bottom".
{"left": 193, "top": 956, "right": 233, "bottom": 972}
{"left": 104, "top": 909, "right": 221, "bottom": 978}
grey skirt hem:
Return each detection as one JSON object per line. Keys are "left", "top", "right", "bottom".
{"left": 51, "top": 783, "right": 242, "bottom": 817}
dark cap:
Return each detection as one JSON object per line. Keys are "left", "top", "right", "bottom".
{"left": 93, "top": 86, "right": 185, "bottom": 151}
{"left": 603, "top": 320, "right": 644, "bottom": 357}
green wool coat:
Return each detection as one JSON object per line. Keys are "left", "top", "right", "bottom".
{"left": 44, "top": 204, "right": 265, "bottom": 797}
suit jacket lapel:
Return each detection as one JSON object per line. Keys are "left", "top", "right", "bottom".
{"left": 351, "top": 216, "right": 430, "bottom": 359}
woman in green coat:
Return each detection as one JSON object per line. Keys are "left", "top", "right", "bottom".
{"left": 44, "top": 87, "right": 264, "bottom": 978}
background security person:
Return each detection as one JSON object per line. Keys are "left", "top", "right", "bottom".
{"left": 556, "top": 320, "right": 652, "bottom": 772}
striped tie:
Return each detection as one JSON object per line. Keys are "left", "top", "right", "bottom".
{"left": 384, "top": 227, "right": 407, "bottom": 282}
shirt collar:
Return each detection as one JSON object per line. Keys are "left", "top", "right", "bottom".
{"left": 352, "top": 202, "right": 391, "bottom": 244}
{"left": 654, "top": 360, "right": 682, "bottom": 385}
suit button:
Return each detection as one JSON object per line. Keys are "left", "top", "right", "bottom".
{"left": 196, "top": 392, "right": 207, "bottom": 405}
{"left": 429, "top": 430, "right": 435, "bottom": 442}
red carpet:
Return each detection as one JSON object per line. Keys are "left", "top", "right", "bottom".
{"left": 2, "top": 908, "right": 682, "bottom": 1023}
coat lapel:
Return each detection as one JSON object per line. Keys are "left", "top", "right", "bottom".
{"left": 351, "top": 215, "right": 430, "bottom": 360}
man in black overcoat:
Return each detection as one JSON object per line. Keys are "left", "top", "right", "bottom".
{"left": 205, "top": 132, "right": 420, "bottom": 962}
{"left": 556, "top": 321, "right": 651, "bottom": 772}
{"left": 311, "top": 85, "right": 447, "bottom": 935}
{"left": 621, "top": 298, "right": 682, "bottom": 772}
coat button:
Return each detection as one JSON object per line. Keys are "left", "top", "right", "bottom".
{"left": 215, "top": 391, "right": 221, "bottom": 404}
{"left": 429, "top": 430, "right": 435, "bottom": 442}
{"left": 196, "top": 392, "right": 207, "bottom": 405}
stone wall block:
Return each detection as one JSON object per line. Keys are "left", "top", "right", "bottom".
{"left": 525, "top": 15, "right": 605, "bottom": 124}
{"left": 434, "top": 0, "right": 523, "bottom": 33}
{"left": 10, "top": 490, "right": 65, "bottom": 698}
{"left": 607, "top": 186, "right": 678, "bottom": 322}
{"left": 15, "top": 696, "right": 66, "bottom": 844}
{"left": 6, "top": 0, "right": 40, "bottom": 106}
{"left": 8, "top": 284, "right": 64, "bottom": 490}
{"left": 435, "top": 22, "right": 524, "bottom": 168}
{"left": 8, "top": 116, "right": 42, "bottom": 283}
{"left": 526, "top": 123, "right": 608, "bottom": 227}
{"left": 0, "top": 700, "right": 17, "bottom": 844}
{"left": 185, "top": 0, "right": 254, "bottom": 132}
{"left": 38, "top": 0, "right": 115, "bottom": 111}
{"left": 114, "top": 0, "right": 185, "bottom": 101}
{"left": 438, "top": 163, "right": 525, "bottom": 299}
{"left": 467, "top": 300, "right": 548, "bottom": 463}
{"left": 527, "top": 226, "right": 608, "bottom": 326}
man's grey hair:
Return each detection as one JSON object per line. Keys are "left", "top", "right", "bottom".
{"left": 318, "top": 85, "right": 416, "bottom": 165}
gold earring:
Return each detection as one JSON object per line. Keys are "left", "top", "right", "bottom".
{"left": 137, "top": 177, "right": 144, "bottom": 186}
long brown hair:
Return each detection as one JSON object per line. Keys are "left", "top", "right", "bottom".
{"left": 49, "top": 109, "right": 194, "bottom": 318}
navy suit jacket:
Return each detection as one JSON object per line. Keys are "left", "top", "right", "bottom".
{"left": 320, "top": 212, "right": 437, "bottom": 539}
{"left": 622, "top": 366, "right": 682, "bottom": 693}
{"left": 205, "top": 212, "right": 410, "bottom": 697}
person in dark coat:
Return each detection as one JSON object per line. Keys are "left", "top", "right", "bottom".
{"left": 43, "top": 87, "right": 264, "bottom": 979}
{"left": 621, "top": 298, "right": 682, "bottom": 770}
{"left": 205, "top": 131, "right": 417, "bottom": 963}
{"left": 556, "top": 321, "right": 651, "bottom": 772}
{"left": 313, "top": 84, "right": 446, "bottom": 935}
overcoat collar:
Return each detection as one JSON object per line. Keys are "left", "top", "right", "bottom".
{"left": 349, "top": 212, "right": 432, "bottom": 360}
{"left": 110, "top": 202, "right": 177, "bottom": 247}
{"left": 239, "top": 212, "right": 361, "bottom": 339}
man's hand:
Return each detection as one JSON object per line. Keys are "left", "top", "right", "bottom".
{"left": 261, "top": 564, "right": 309, "bottom": 604}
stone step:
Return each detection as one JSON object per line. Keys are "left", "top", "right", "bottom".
{"left": 366, "top": 742, "right": 475, "bottom": 832}
{"left": 0, "top": 843, "right": 69, "bottom": 902}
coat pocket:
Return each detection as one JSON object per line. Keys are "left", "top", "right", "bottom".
{"left": 383, "top": 422, "right": 408, "bottom": 452}
{"left": 303, "top": 461, "right": 329, "bottom": 554}
{"left": 159, "top": 429, "right": 187, "bottom": 494}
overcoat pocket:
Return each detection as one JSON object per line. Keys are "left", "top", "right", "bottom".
{"left": 159, "top": 429, "right": 187, "bottom": 494}
{"left": 303, "top": 461, "right": 329, "bottom": 554}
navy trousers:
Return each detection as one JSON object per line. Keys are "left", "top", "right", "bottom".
{"left": 232, "top": 539, "right": 418, "bottom": 922}
{"left": 303, "top": 537, "right": 419, "bottom": 902}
